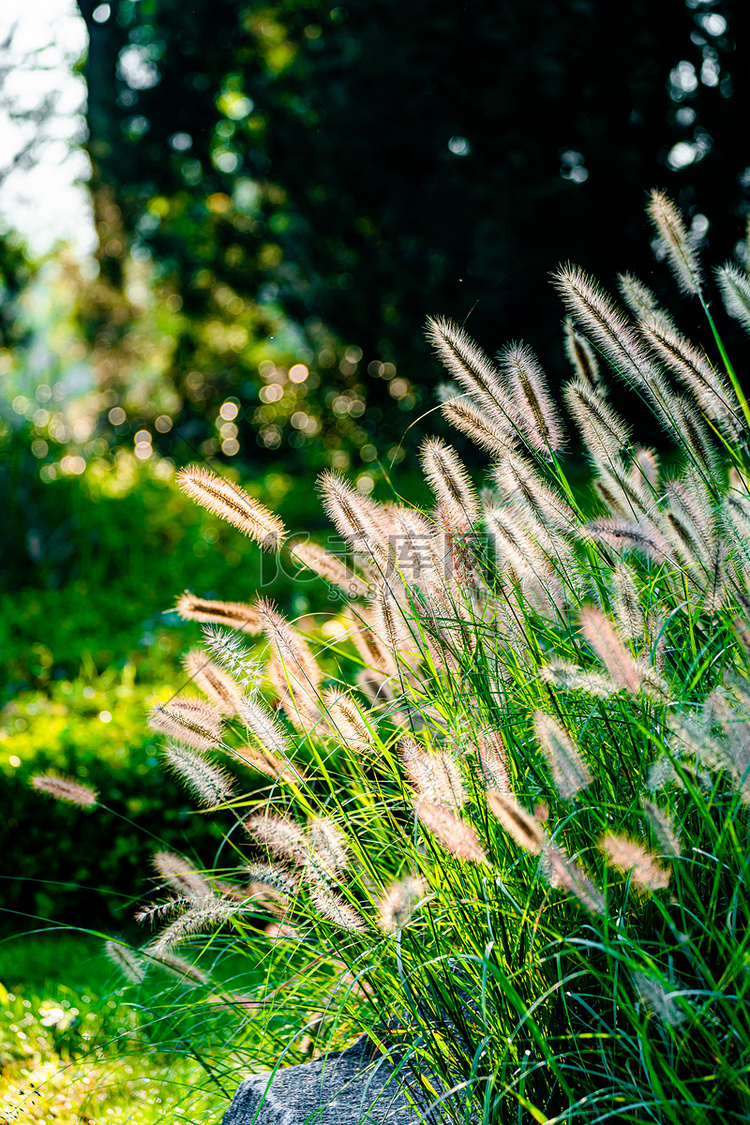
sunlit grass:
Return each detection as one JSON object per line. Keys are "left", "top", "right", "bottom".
{"left": 0, "top": 934, "right": 227, "bottom": 1123}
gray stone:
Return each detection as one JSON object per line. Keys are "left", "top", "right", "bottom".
{"left": 221, "top": 1034, "right": 446, "bottom": 1125}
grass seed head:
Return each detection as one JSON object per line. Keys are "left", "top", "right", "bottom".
{"left": 499, "top": 342, "right": 565, "bottom": 456}
{"left": 563, "top": 318, "right": 601, "bottom": 387}
{"left": 487, "top": 789, "right": 546, "bottom": 855}
{"left": 104, "top": 940, "right": 146, "bottom": 984}
{"left": 177, "top": 465, "right": 286, "bottom": 549}
{"left": 541, "top": 844, "right": 605, "bottom": 914}
{"left": 174, "top": 591, "right": 266, "bottom": 632}
{"left": 30, "top": 773, "right": 99, "bottom": 809}
{"left": 415, "top": 799, "right": 489, "bottom": 864}
{"left": 534, "top": 710, "right": 592, "bottom": 799}
{"left": 716, "top": 261, "right": 750, "bottom": 333}
{"left": 148, "top": 696, "right": 224, "bottom": 751}
{"left": 378, "top": 875, "right": 426, "bottom": 933}
{"left": 441, "top": 397, "right": 517, "bottom": 458}
{"left": 152, "top": 850, "right": 211, "bottom": 899}
{"left": 579, "top": 606, "right": 643, "bottom": 695}
{"left": 182, "top": 649, "right": 244, "bottom": 715}
{"left": 601, "top": 833, "right": 670, "bottom": 892}
{"left": 162, "top": 744, "right": 235, "bottom": 809}
{"left": 646, "top": 189, "right": 702, "bottom": 297}
{"left": 309, "top": 884, "right": 367, "bottom": 932}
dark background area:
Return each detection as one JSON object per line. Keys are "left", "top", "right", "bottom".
{"left": 72, "top": 0, "right": 750, "bottom": 452}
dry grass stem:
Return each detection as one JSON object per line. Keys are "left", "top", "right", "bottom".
{"left": 632, "top": 970, "right": 684, "bottom": 1028}
{"left": 144, "top": 948, "right": 211, "bottom": 986}
{"left": 245, "top": 813, "right": 309, "bottom": 863}
{"left": 639, "top": 316, "right": 740, "bottom": 439}
{"left": 564, "top": 378, "right": 632, "bottom": 465}
{"left": 612, "top": 562, "right": 644, "bottom": 641}
{"left": 324, "top": 689, "right": 375, "bottom": 752}
{"left": 477, "top": 731, "right": 512, "bottom": 793}
{"left": 309, "top": 885, "right": 366, "bottom": 932}
{"left": 540, "top": 659, "right": 621, "bottom": 698}
{"left": 238, "top": 695, "right": 291, "bottom": 757}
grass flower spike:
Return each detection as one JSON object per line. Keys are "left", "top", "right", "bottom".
{"left": 30, "top": 773, "right": 99, "bottom": 808}
{"left": 177, "top": 465, "right": 286, "bottom": 549}
{"left": 646, "top": 189, "right": 702, "bottom": 297}
{"left": 148, "top": 696, "right": 225, "bottom": 751}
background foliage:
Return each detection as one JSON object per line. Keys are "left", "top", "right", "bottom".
{"left": 72, "top": 0, "right": 750, "bottom": 458}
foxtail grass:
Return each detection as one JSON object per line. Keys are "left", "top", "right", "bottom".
{"left": 42, "top": 190, "right": 750, "bottom": 1124}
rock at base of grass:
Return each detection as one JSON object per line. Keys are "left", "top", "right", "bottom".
{"left": 221, "top": 1034, "right": 443, "bottom": 1123}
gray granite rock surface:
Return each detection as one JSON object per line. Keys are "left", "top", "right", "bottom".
{"left": 221, "top": 1034, "right": 444, "bottom": 1125}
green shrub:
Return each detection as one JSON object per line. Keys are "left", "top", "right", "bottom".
{"left": 45, "top": 191, "right": 750, "bottom": 1122}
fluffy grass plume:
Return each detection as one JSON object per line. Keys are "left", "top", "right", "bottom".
{"left": 601, "top": 833, "right": 671, "bottom": 893}
{"left": 177, "top": 465, "right": 286, "bottom": 549}
{"left": 426, "top": 314, "right": 514, "bottom": 423}
{"left": 30, "top": 773, "right": 98, "bottom": 808}
{"left": 152, "top": 850, "right": 211, "bottom": 899}
{"left": 579, "top": 605, "right": 643, "bottom": 694}
{"left": 534, "top": 711, "right": 592, "bottom": 798}
{"left": 175, "top": 590, "right": 266, "bottom": 632}
{"left": 487, "top": 790, "right": 546, "bottom": 855}
{"left": 290, "top": 538, "right": 371, "bottom": 598}
{"left": 377, "top": 876, "right": 426, "bottom": 933}
{"left": 717, "top": 261, "right": 750, "bottom": 333}
{"left": 104, "top": 939, "right": 146, "bottom": 984}
{"left": 415, "top": 799, "right": 489, "bottom": 865}
{"left": 563, "top": 317, "right": 601, "bottom": 387}
{"left": 440, "top": 397, "right": 516, "bottom": 458}
{"left": 162, "top": 744, "right": 235, "bottom": 808}
{"left": 646, "top": 188, "right": 702, "bottom": 297}
{"left": 182, "top": 649, "right": 244, "bottom": 715}
{"left": 499, "top": 342, "right": 565, "bottom": 455}
{"left": 148, "top": 696, "right": 225, "bottom": 751}
{"left": 419, "top": 437, "right": 479, "bottom": 527}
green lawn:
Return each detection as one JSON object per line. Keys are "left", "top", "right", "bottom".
{"left": 0, "top": 932, "right": 235, "bottom": 1123}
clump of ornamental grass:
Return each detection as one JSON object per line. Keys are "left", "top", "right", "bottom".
{"left": 39, "top": 191, "right": 750, "bottom": 1123}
